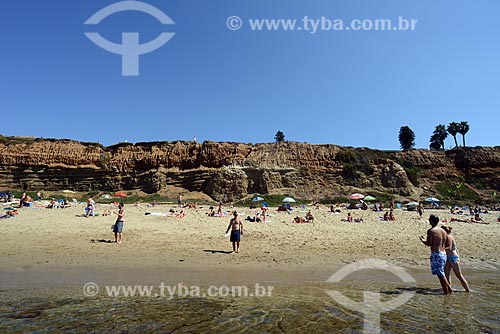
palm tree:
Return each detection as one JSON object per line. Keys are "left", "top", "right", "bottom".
{"left": 430, "top": 124, "right": 448, "bottom": 150}
{"left": 429, "top": 140, "right": 441, "bottom": 151}
{"left": 458, "top": 121, "right": 469, "bottom": 147}
{"left": 447, "top": 122, "right": 460, "bottom": 147}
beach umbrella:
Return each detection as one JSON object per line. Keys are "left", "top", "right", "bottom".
{"left": 406, "top": 202, "right": 419, "bottom": 207}
{"left": 252, "top": 196, "right": 264, "bottom": 202}
{"left": 114, "top": 192, "right": 128, "bottom": 197}
{"left": 363, "top": 195, "right": 376, "bottom": 201}
{"left": 61, "top": 190, "right": 75, "bottom": 194}
{"left": 282, "top": 197, "right": 296, "bottom": 203}
{"left": 349, "top": 193, "right": 365, "bottom": 200}
{"left": 425, "top": 197, "right": 439, "bottom": 202}
{"left": 101, "top": 194, "right": 112, "bottom": 199}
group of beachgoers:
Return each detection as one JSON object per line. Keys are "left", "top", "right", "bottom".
{"left": 2, "top": 191, "right": 497, "bottom": 282}
{"left": 420, "top": 214, "right": 470, "bottom": 294}
{"left": 11, "top": 192, "right": 74, "bottom": 209}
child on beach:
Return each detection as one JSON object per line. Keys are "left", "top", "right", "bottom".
{"left": 417, "top": 203, "right": 424, "bottom": 219}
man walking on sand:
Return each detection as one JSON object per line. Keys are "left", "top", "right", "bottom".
{"left": 419, "top": 214, "right": 452, "bottom": 294}
{"left": 226, "top": 211, "right": 243, "bottom": 253}
{"left": 113, "top": 203, "right": 125, "bottom": 244}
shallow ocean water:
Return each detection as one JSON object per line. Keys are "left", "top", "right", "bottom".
{"left": 1, "top": 274, "right": 499, "bottom": 334}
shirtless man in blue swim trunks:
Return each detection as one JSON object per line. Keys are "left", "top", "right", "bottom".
{"left": 226, "top": 211, "right": 244, "bottom": 253}
{"left": 419, "top": 214, "right": 452, "bottom": 294}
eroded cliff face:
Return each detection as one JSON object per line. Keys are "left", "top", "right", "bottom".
{"left": 0, "top": 138, "right": 499, "bottom": 201}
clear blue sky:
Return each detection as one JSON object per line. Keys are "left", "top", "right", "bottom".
{"left": 1, "top": 0, "right": 499, "bottom": 149}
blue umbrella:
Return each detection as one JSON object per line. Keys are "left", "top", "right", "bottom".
{"left": 252, "top": 197, "right": 264, "bottom": 202}
{"left": 425, "top": 197, "right": 439, "bottom": 202}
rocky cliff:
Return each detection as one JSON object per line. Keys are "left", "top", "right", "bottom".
{"left": 1, "top": 137, "right": 499, "bottom": 202}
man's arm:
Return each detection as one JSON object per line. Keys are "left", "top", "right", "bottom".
{"left": 419, "top": 229, "right": 432, "bottom": 246}
{"left": 240, "top": 220, "right": 244, "bottom": 234}
{"left": 226, "top": 221, "right": 232, "bottom": 233}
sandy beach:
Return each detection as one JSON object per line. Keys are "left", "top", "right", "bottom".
{"left": 2, "top": 202, "right": 500, "bottom": 334}
{"left": 1, "top": 202, "right": 499, "bottom": 288}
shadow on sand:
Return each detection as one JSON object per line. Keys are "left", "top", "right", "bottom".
{"left": 203, "top": 249, "right": 233, "bottom": 254}
{"left": 91, "top": 239, "right": 114, "bottom": 244}
{"left": 389, "top": 287, "right": 446, "bottom": 295}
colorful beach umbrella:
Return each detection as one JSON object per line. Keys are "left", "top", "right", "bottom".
{"left": 252, "top": 196, "right": 264, "bottom": 202}
{"left": 349, "top": 193, "right": 365, "bottom": 200}
{"left": 101, "top": 194, "right": 112, "bottom": 199}
{"left": 406, "top": 202, "right": 419, "bottom": 207}
{"left": 425, "top": 197, "right": 439, "bottom": 202}
{"left": 282, "top": 197, "right": 296, "bottom": 203}
{"left": 363, "top": 195, "right": 376, "bottom": 201}
{"left": 114, "top": 192, "right": 128, "bottom": 197}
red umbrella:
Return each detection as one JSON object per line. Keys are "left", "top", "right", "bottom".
{"left": 114, "top": 192, "right": 128, "bottom": 197}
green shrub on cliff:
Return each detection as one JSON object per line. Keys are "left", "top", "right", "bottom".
{"left": 435, "top": 180, "right": 480, "bottom": 203}
{"left": 336, "top": 150, "right": 356, "bottom": 164}
{"left": 336, "top": 150, "right": 374, "bottom": 178}
{"left": 404, "top": 166, "right": 421, "bottom": 187}
{"left": 394, "top": 159, "right": 421, "bottom": 187}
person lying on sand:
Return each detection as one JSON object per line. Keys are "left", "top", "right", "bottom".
{"left": 293, "top": 216, "right": 304, "bottom": 223}
{"left": 341, "top": 212, "right": 362, "bottom": 222}
{"left": 175, "top": 210, "right": 186, "bottom": 218}
{"left": 1, "top": 209, "right": 18, "bottom": 218}
{"left": 450, "top": 217, "right": 470, "bottom": 223}
{"left": 471, "top": 213, "right": 489, "bottom": 224}
{"left": 450, "top": 215, "right": 489, "bottom": 224}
